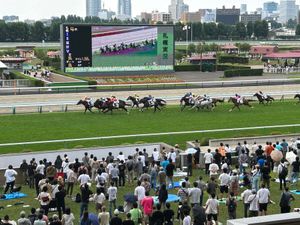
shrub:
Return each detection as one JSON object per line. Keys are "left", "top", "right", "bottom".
{"left": 9, "top": 71, "right": 45, "bottom": 87}
{"left": 224, "top": 69, "right": 263, "bottom": 77}
{"left": 218, "top": 55, "right": 249, "bottom": 64}
{"left": 217, "top": 64, "right": 251, "bottom": 71}
{"left": 174, "top": 65, "right": 200, "bottom": 71}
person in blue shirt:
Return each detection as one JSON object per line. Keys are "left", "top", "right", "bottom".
{"left": 258, "top": 157, "right": 265, "bottom": 169}
{"left": 275, "top": 141, "right": 283, "bottom": 151}
{"left": 160, "top": 156, "right": 169, "bottom": 171}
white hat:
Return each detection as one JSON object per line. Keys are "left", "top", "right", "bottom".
{"left": 114, "top": 209, "right": 120, "bottom": 215}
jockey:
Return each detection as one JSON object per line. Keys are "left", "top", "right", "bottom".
{"left": 202, "top": 94, "right": 211, "bottom": 102}
{"left": 84, "top": 96, "right": 92, "bottom": 107}
{"left": 258, "top": 91, "right": 267, "bottom": 100}
{"left": 147, "top": 95, "right": 155, "bottom": 106}
{"left": 134, "top": 93, "right": 140, "bottom": 101}
{"left": 184, "top": 92, "right": 192, "bottom": 99}
{"left": 111, "top": 96, "right": 119, "bottom": 107}
{"left": 235, "top": 94, "right": 243, "bottom": 104}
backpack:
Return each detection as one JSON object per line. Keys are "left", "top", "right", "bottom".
{"left": 75, "top": 193, "right": 81, "bottom": 203}
{"left": 280, "top": 165, "right": 288, "bottom": 178}
{"left": 228, "top": 198, "right": 236, "bottom": 212}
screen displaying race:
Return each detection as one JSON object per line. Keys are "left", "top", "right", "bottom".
{"left": 62, "top": 25, "right": 174, "bottom": 74}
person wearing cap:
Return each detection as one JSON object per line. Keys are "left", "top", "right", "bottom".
{"left": 110, "top": 209, "right": 122, "bottom": 225}
{"left": 17, "top": 211, "right": 31, "bottom": 225}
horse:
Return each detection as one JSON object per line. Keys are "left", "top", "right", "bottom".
{"left": 180, "top": 97, "right": 195, "bottom": 111}
{"left": 294, "top": 94, "right": 300, "bottom": 104}
{"left": 253, "top": 93, "right": 275, "bottom": 105}
{"left": 139, "top": 97, "right": 166, "bottom": 112}
{"left": 228, "top": 97, "right": 254, "bottom": 112}
{"left": 94, "top": 99, "right": 129, "bottom": 114}
{"left": 77, "top": 100, "right": 93, "bottom": 114}
{"left": 191, "top": 99, "right": 215, "bottom": 111}
{"left": 211, "top": 98, "right": 225, "bottom": 107}
{"left": 127, "top": 96, "right": 140, "bottom": 108}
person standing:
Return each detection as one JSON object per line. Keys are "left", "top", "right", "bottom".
{"left": 107, "top": 182, "right": 118, "bottom": 217}
{"left": 241, "top": 185, "right": 252, "bottom": 218}
{"left": 182, "top": 210, "right": 191, "bottom": 225}
{"left": 204, "top": 149, "right": 213, "bottom": 175}
{"left": 196, "top": 176, "right": 206, "bottom": 206}
{"left": 257, "top": 184, "right": 270, "bottom": 216}
{"left": 279, "top": 187, "right": 295, "bottom": 213}
{"left": 226, "top": 192, "right": 237, "bottom": 219}
{"left": 17, "top": 211, "right": 31, "bottom": 225}
{"left": 205, "top": 193, "right": 219, "bottom": 225}
{"left": 118, "top": 160, "right": 126, "bottom": 187}
{"left": 20, "top": 160, "right": 29, "bottom": 185}
{"left": 110, "top": 209, "right": 122, "bottom": 225}
{"left": 134, "top": 180, "right": 146, "bottom": 207}
{"left": 291, "top": 157, "right": 300, "bottom": 186}
{"left": 218, "top": 168, "right": 230, "bottom": 199}
{"left": 192, "top": 204, "right": 206, "bottom": 225}
{"left": 166, "top": 159, "right": 175, "bottom": 189}
{"left": 4, "top": 165, "right": 18, "bottom": 194}
{"left": 37, "top": 186, "right": 51, "bottom": 216}
{"left": 122, "top": 213, "right": 134, "bottom": 225}
{"left": 141, "top": 192, "right": 154, "bottom": 225}
{"left": 188, "top": 182, "right": 201, "bottom": 207}
{"left": 163, "top": 203, "right": 174, "bottom": 225}
{"left": 278, "top": 159, "right": 288, "bottom": 190}
{"left": 247, "top": 190, "right": 259, "bottom": 217}
{"left": 80, "top": 184, "right": 92, "bottom": 217}
{"left": 98, "top": 206, "right": 110, "bottom": 225}
{"left": 61, "top": 208, "right": 75, "bottom": 225}
{"left": 158, "top": 184, "right": 168, "bottom": 209}
{"left": 129, "top": 202, "right": 143, "bottom": 225}
{"left": 150, "top": 204, "right": 164, "bottom": 225}
{"left": 55, "top": 185, "right": 66, "bottom": 220}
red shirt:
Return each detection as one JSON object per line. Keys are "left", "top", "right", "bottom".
{"left": 141, "top": 196, "right": 154, "bottom": 215}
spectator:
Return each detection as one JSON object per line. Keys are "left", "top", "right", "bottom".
{"left": 188, "top": 182, "right": 201, "bottom": 207}
{"left": 196, "top": 176, "right": 206, "bottom": 206}
{"left": 247, "top": 190, "right": 259, "bottom": 217}
{"left": 118, "top": 160, "right": 126, "bottom": 187}
{"left": 167, "top": 149, "right": 176, "bottom": 165}
{"left": 150, "top": 162, "right": 158, "bottom": 189}
{"left": 110, "top": 164, "right": 119, "bottom": 188}
{"left": 122, "top": 213, "right": 134, "bottom": 225}
{"left": 4, "top": 165, "right": 18, "bottom": 194}
{"left": 158, "top": 184, "right": 168, "bottom": 209}
{"left": 54, "top": 155, "right": 63, "bottom": 172}
{"left": 204, "top": 149, "right": 213, "bottom": 175}
{"left": 80, "top": 211, "right": 91, "bottom": 225}
{"left": 205, "top": 193, "right": 219, "bottom": 225}
{"left": 28, "top": 208, "right": 37, "bottom": 225}
{"left": 93, "top": 188, "right": 106, "bottom": 212}
{"left": 46, "top": 162, "right": 56, "bottom": 182}
{"left": 61, "top": 208, "right": 75, "bottom": 225}
{"left": 279, "top": 187, "right": 295, "bottom": 213}
{"left": 80, "top": 184, "right": 93, "bottom": 217}
{"left": 192, "top": 204, "right": 206, "bottom": 225}
{"left": 20, "top": 160, "right": 29, "bottom": 185}
{"left": 182, "top": 210, "right": 191, "bottom": 225}
{"left": 107, "top": 182, "right": 118, "bottom": 217}
{"left": 77, "top": 171, "right": 91, "bottom": 186}
{"left": 126, "top": 156, "right": 135, "bottom": 184}
{"left": 129, "top": 202, "right": 142, "bottom": 225}
{"left": 110, "top": 210, "right": 122, "bottom": 225}
{"left": 158, "top": 167, "right": 166, "bottom": 186}
{"left": 141, "top": 191, "right": 154, "bottom": 225}
{"left": 37, "top": 186, "right": 51, "bottom": 215}
{"left": 160, "top": 157, "right": 169, "bottom": 171}
{"left": 241, "top": 185, "right": 252, "bottom": 218}
{"left": 18, "top": 211, "right": 31, "bottom": 225}
{"left": 50, "top": 215, "right": 61, "bottom": 225}
{"left": 226, "top": 192, "right": 237, "bottom": 219}
{"left": 187, "top": 154, "right": 193, "bottom": 176}
{"left": 207, "top": 177, "right": 218, "bottom": 197}
{"left": 257, "top": 184, "right": 270, "bottom": 216}
{"left": 143, "top": 149, "right": 149, "bottom": 167}
{"left": 55, "top": 185, "right": 66, "bottom": 220}
{"left": 251, "top": 165, "right": 261, "bottom": 192}
{"left": 230, "top": 170, "right": 239, "bottom": 196}
{"left": 66, "top": 167, "right": 77, "bottom": 197}
{"left": 218, "top": 168, "right": 230, "bottom": 199}
{"left": 152, "top": 148, "right": 160, "bottom": 164}
{"left": 150, "top": 204, "right": 164, "bottom": 225}
{"left": 278, "top": 159, "right": 288, "bottom": 190}
{"left": 214, "top": 149, "right": 222, "bottom": 168}
{"left": 166, "top": 159, "right": 175, "bottom": 188}
{"left": 291, "top": 156, "right": 300, "bottom": 185}
{"left": 177, "top": 182, "right": 189, "bottom": 203}
{"left": 98, "top": 206, "right": 109, "bottom": 225}
{"left": 134, "top": 180, "right": 145, "bottom": 207}
{"left": 33, "top": 214, "right": 46, "bottom": 225}
{"left": 163, "top": 203, "right": 174, "bottom": 225}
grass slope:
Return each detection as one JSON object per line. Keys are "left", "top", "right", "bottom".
{"left": 1, "top": 101, "right": 300, "bottom": 153}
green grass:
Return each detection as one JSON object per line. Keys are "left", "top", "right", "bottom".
{"left": 1, "top": 101, "right": 300, "bottom": 153}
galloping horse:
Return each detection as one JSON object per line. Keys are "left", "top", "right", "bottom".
{"left": 180, "top": 97, "right": 195, "bottom": 111}
{"left": 139, "top": 97, "right": 166, "bottom": 112}
{"left": 127, "top": 96, "right": 140, "bottom": 108}
{"left": 228, "top": 97, "right": 254, "bottom": 112}
{"left": 211, "top": 98, "right": 225, "bottom": 107}
{"left": 253, "top": 93, "right": 275, "bottom": 105}
{"left": 294, "top": 94, "right": 300, "bottom": 104}
{"left": 77, "top": 100, "right": 93, "bottom": 114}
{"left": 191, "top": 99, "right": 215, "bottom": 111}
{"left": 94, "top": 99, "right": 130, "bottom": 114}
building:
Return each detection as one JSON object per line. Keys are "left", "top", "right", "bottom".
{"left": 201, "top": 9, "right": 216, "bottom": 23}
{"left": 240, "top": 12, "right": 262, "bottom": 24}
{"left": 86, "top": 0, "right": 101, "bottom": 17}
{"left": 2, "top": 15, "right": 19, "bottom": 23}
{"left": 118, "top": 0, "right": 132, "bottom": 20}
{"left": 168, "top": 0, "right": 189, "bottom": 22}
{"left": 221, "top": 44, "right": 239, "bottom": 54}
{"left": 240, "top": 4, "right": 247, "bottom": 14}
{"left": 151, "top": 11, "right": 172, "bottom": 24}
{"left": 216, "top": 6, "right": 240, "bottom": 25}
{"left": 15, "top": 46, "right": 35, "bottom": 59}
{"left": 262, "top": 1, "right": 278, "bottom": 19}
{"left": 181, "top": 11, "right": 203, "bottom": 23}
{"left": 250, "top": 45, "right": 279, "bottom": 58}
{"left": 98, "top": 9, "right": 116, "bottom": 20}
{"left": 279, "top": 0, "right": 299, "bottom": 24}
{"left": 140, "top": 12, "right": 152, "bottom": 23}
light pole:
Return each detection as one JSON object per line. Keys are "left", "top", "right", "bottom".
{"left": 183, "top": 25, "right": 191, "bottom": 56}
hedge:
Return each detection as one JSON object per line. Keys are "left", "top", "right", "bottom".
{"left": 218, "top": 55, "right": 249, "bottom": 64}
{"left": 224, "top": 69, "right": 263, "bottom": 77}
{"left": 217, "top": 64, "right": 251, "bottom": 71}
{"left": 9, "top": 71, "right": 45, "bottom": 87}
{"left": 175, "top": 64, "right": 251, "bottom": 72}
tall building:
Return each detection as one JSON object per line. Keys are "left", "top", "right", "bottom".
{"left": 140, "top": 12, "right": 152, "bottom": 23}
{"left": 279, "top": 0, "right": 298, "bottom": 24}
{"left": 240, "top": 12, "right": 261, "bottom": 24}
{"left": 263, "top": 1, "right": 278, "bottom": 13}
{"left": 181, "top": 11, "right": 203, "bottom": 23}
{"left": 152, "top": 11, "right": 172, "bottom": 24}
{"left": 201, "top": 9, "right": 216, "bottom": 23}
{"left": 168, "top": 0, "right": 189, "bottom": 22}
{"left": 98, "top": 9, "right": 116, "bottom": 20}
{"left": 118, "top": 0, "right": 132, "bottom": 20}
{"left": 2, "top": 15, "right": 19, "bottom": 23}
{"left": 240, "top": 4, "right": 247, "bottom": 14}
{"left": 216, "top": 6, "right": 240, "bottom": 25}
{"left": 86, "top": 0, "right": 101, "bottom": 17}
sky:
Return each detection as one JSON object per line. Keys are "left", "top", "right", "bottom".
{"left": 0, "top": 0, "right": 288, "bottom": 20}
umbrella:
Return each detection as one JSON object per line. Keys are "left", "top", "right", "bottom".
{"left": 124, "top": 193, "right": 137, "bottom": 203}
{"left": 286, "top": 151, "right": 297, "bottom": 164}
{"left": 185, "top": 148, "right": 197, "bottom": 154}
{"left": 270, "top": 150, "right": 283, "bottom": 162}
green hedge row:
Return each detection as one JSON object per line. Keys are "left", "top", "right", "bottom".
{"left": 175, "top": 64, "right": 251, "bottom": 72}
{"left": 10, "top": 71, "right": 45, "bottom": 87}
{"left": 218, "top": 55, "right": 249, "bottom": 64}
{"left": 216, "top": 64, "right": 251, "bottom": 71}
{"left": 224, "top": 69, "right": 263, "bottom": 77}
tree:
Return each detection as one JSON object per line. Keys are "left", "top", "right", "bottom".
{"left": 236, "top": 22, "right": 247, "bottom": 39}
{"left": 217, "top": 23, "right": 228, "bottom": 38}
{"left": 203, "top": 23, "right": 217, "bottom": 39}
{"left": 187, "top": 43, "right": 196, "bottom": 55}
{"left": 253, "top": 20, "right": 268, "bottom": 39}
{"left": 296, "top": 24, "right": 300, "bottom": 35}
{"left": 30, "top": 21, "right": 45, "bottom": 41}
{"left": 0, "top": 20, "right": 7, "bottom": 41}
{"left": 247, "top": 21, "right": 254, "bottom": 38}
{"left": 287, "top": 19, "right": 297, "bottom": 29}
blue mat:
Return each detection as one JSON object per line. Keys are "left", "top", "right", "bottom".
{"left": 156, "top": 182, "right": 181, "bottom": 190}
{"left": 291, "top": 190, "right": 300, "bottom": 195}
{"left": 0, "top": 192, "right": 27, "bottom": 200}
{"left": 153, "top": 194, "right": 180, "bottom": 204}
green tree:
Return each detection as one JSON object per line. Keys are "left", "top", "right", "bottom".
{"left": 235, "top": 22, "right": 247, "bottom": 39}
{"left": 247, "top": 21, "right": 254, "bottom": 38}
{"left": 203, "top": 23, "right": 217, "bottom": 39}
{"left": 287, "top": 19, "right": 297, "bottom": 29}
{"left": 30, "top": 21, "right": 45, "bottom": 41}
{"left": 296, "top": 24, "right": 300, "bottom": 35}
{"left": 0, "top": 20, "right": 7, "bottom": 41}
{"left": 187, "top": 43, "right": 196, "bottom": 55}
{"left": 217, "top": 23, "right": 228, "bottom": 38}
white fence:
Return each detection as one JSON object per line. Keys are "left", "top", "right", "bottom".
{"left": 264, "top": 66, "right": 300, "bottom": 74}
{"left": 0, "top": 79, "right": 31, "bottom": 87}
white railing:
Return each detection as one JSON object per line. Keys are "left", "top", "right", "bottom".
{"left": 0, "top": 90, "right": 297, "bottom": 114}
{"left": 0, "top": 79, "right": 31, "bottom": 87}
{"left": 264, "top": 66, "right": 300, "bottom": 74}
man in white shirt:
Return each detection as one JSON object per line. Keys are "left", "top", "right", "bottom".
{"left": 218, "top": 168, "right": 230, "bottom": 199}
{"left": 241, "top": 185, "right": 252, "bottom": 218}
{"left": 77, "top": 171, "right": 91, "bottom": 186}
{"left": 167, "top": 149, "right": 176, "bottom": 164}
{"left": 208, "top": 162, "right": 219, "bottom": 178}
{"left": 188, "top": 182, "right": 202, "bottom": 207}
{"left": 257, "top": 184, "right": 270, "bottom": 216}
{"left": 182, "top": 211, "right": 191, "bottom": 225}
{"left": 117, "top": 152, "right": 125, "bottom": 162}
{"left": 107, "top": 182, "right": 117, "bottom": 216}
{"left": 134, "top": 180, "right": 145, "bottom": 207}
{"left": 247, "top": 190, "right": 259, "bottom": 217}
{"left": 205, "top": 193, "right": 219, "bottom": 225}
{"left": 152, "top": 148, "right": 160, "bottom": 164}
{"left": 4, "top": 165, "right": 18, "bottom": 194}
{"left": 36, "top": 160, "right": 45, "bottom": 176}
{"left": 204, "top": 149, "right": 213, "bottom": 175}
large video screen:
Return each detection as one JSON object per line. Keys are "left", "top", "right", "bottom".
{"left": 62, "top": 25, "right": 174, "bottom": 74}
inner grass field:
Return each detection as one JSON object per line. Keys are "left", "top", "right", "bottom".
{"left": 1, "top": 101, "right": 300, "bottom": 153}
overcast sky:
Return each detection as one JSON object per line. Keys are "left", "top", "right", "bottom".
{"left": 0, "top": 0, "right": 286, "bottom": 20}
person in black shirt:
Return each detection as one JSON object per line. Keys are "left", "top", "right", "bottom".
{"left": 163, "top": 203, "right": 174, "bottom": 225}
{"left": 291, "top": 156, "right": 300, "bottom": 185}
{"left": 73, "top": 158, "right": 81, "bottom": 173}
{"left": 80, "top": 184, "right": 93, "bottom": 217}
{"left": 261, "top": 163, "right": 271, "bottom": 189}
{"left": 192, "top": 204, "right": 206, "bottom": 225}
{"left": 187, "top": 154, "right": 193, "bottom": 176}
{"left": 150, "top": 204, "right": 164, "bottom": 225}
{"left": 110, "top": 210, "right": 122, "bottom": 225}
{"left": 122, "top": 213, "right": 134, "bottom": 225}
{"left": 118, "top": 160, "right": 126, "bottom": 187}
{"left": 27, "top": 161, "right": 36, "bottom": 189}
{"left": 28, "top": 208, "right": 37, "bottom": 225}
{"left": 158, "top": 184, "right": 168, "bottom": 209}
{"left": 214, "top": 149, "right": 222, "bottom": 168}
{"left": 55, "top": 185, "right": 66, "bottom": 220}
{"left": 255, "top": 146, "right": 264, "bottom": 160}
{"left": 166, "top": 159, "right": 175, "bottom": 189}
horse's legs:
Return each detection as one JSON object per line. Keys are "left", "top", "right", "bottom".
{"left": 88, "top": 108, "right": 93, "bottom": 113}
{"left": 84, "top": 108, "right": 87, "bottom": 114}
{"left": 229, "top": 105, "right": 236, "bottom": 112}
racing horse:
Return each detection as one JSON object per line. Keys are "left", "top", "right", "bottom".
{"left": 77, "top": 100, "right": 94, "bottom": 114}
{"left": 294, "top": 94, "right": 300, "bottom": 104}
{"left": 139, "top": 97, "right": 166, "bottom": 112}
{"left": 180, "top": 96, "right": 195, "bottom": 111}
{"left": 127, "top": 96, "right": 140, "bottom": 108}
{"left": 191, "top": 99, "right": 215, "bottom": 111}
{"left": 211, "top": 98, "right": 225, "bottom": 107}
{"left": 228, "top": 97, "right": 255, "bottom": 112}
{"left": 94, "top": 99, "right": 130, "bottom": 114}
{"left": 253, "top": 93, "right": 275, "bottom": 105}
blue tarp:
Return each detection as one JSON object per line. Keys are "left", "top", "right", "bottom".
{"left": 0, "top": 192, "right": 27, "bottom": 200}
{"left": 153, "top": 194, "right": 180, "bottom": 205}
